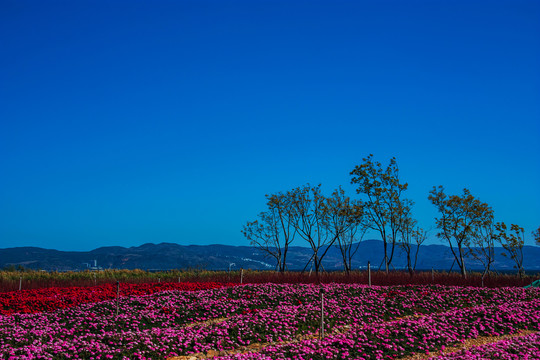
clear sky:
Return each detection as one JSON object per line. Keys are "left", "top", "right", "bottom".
{"left": 1, "top": 0, "right": 539, "bottom": 251}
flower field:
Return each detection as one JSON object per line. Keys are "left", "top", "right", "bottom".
{"left": 2, "top": 269, "right": 536, "bottom": 293}
{"left": 0, "top": 282, "right": 232, "bottom": 316}
{"left": 1, "top": 283, "right": 539, "bottom": 359}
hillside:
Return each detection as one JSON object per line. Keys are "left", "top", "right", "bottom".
{"left": 1, "top": 240, "right": 539, "bottom": 272}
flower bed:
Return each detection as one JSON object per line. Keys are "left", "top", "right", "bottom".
{"left": 0, "top": 284, "right": 538, "bottom": 359}
{"left": 436, "top": 332, "right": 540, "bottom": 359}
{"left": 0, "top": 282, "right": 232, "bottom": 315}
{"left": 218, "top": 298, "right": 540, "bottom": 359}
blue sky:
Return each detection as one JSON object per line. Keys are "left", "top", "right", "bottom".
{"left": 1, "top": 0, "right": 539, "bottom": 251}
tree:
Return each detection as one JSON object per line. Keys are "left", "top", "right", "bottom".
{"left": 324, "top": 187, "right": 366, "bottom": 275}
{"left": 242, "top": 192, "right": 296, "bottom": 272}
{"left": 470, "top": 219, "right": 497, "bottom": 286}
{"left": 428, "top": 186, "right": 494, "bottom": 279}
{"left": 399, "top": 210, "right": 427, "bottom": 277}
{"left": 412, "top": 227, "right": 427, "bottom": 272}
{"left": 266, "top": 192, "right": 297, "bottom": 272}
{"left": 350, "top": 154, "right": 410, "bottom": 273}
{"left": 287, "top": 184, "right": 334, "bottom": 276}
{"left": 495, "top": 222, "right": 525, "bottom": 279}
{"left": 533, "top": 226, "right": 540, "bottom": 246}
{"left": 242, "top": 213, "right": 281, "bottom": 271}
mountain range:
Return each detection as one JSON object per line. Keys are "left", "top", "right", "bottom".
{"left": 1, "top": 240, "right": 539, "bottom": 272}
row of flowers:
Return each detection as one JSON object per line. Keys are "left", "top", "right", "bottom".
{"left": 0, "top": 284, "right": 538, "bottom": 359}
{"left": 437, "top": 332, "right": 540, "bottom": 359}
{"left": 214, "top": 298, "right": 540, "bottom": 359}
{"left": 2, "top": 280, "right": 535, "bottom": 318}
{"left": 0, "top": 282, "right": 232, "bottom": 315}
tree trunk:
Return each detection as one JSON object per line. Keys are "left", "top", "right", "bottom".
{"left": 407, "top": 252, "right": 413, "bottom": 277}
{"left": 281, "top": 244, "right": 289, "bottom": 273}
{"left": 413, "top": 244, "right": 421, "bottom": 271}
{"left": 459, "top": 247, "right": 467, "bottom": 279}
{"left": 313, "top": 253, "right": 320, "bottom": 276}
{"left": 387, "top": 239, "right": 397, "bottom": 273}
{"left": 382, "top": 240, "right": 389, "bottom": 273}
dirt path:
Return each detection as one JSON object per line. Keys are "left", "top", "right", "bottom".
{"left": 182, "top": 317, "right": 229, "bottom": 329}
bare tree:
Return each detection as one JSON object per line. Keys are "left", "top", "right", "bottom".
{"left": 325, "top": 187, "right": 366, "bottom": 275}
{"left": 470, "top": 220, "right": 497, "bottom": 286}
{"left": 399, "top": 208, "right": 426, "bottom": 277}
{"left": 242, "top": 192, "right": 296, "bottom": 272}
{"left": 495, "top": 222, "right": 525, "bottom": 279}
{"left": 428, "top": 186, "right": 494, "bottom": 279}
{"left": 339, "top": 223, "right": 369, "bottom": 275}
{"left": 350, "top": 154, "right": 410, "bottom": 273}
{"left": 242, "top": 213, "right": 281, "bottom": 271}
{"left": 412, "top": 227, "right": 427, "bottom": 272}
{"left": 266, "top": 192, "right": 297, "bottom": 272}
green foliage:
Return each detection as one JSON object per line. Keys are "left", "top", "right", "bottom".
{"left": 428, "top": 186, "right": 494, "bottom": 278}
{"left": 533, "top": 226, "right": 540, "bottom": 246}
{"left": 325, "top": 186, "right": 366, "bottom": 275}
{"left": 244, "top": 184, "right": 366, "bottom": 276}
{"left": 350, "top": 154, "right": 411, "bottom": 273}
{"left": 2, "top": 265, "right": 28, "bottom": 272}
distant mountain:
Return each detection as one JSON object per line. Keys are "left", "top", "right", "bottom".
{"left": 1, "top": 240, "right": 539, "bottom": 272}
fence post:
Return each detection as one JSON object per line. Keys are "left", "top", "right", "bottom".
{"left": 19, "top": 276, "right": 22, "bottom": 291}
{"left": 368, "top": 261, "right": 371, "bottom": 287}
{"left": 240, "top": 268, "right": 244, "bottom": 284}
{"left": 158, "top": 277, "right": 161, "bottom": 283}
{"left": 320, "top": 287, "right": 325, "bottom": 340}
{"left": 115, "top": 281, "right": 120, "bottom": 317}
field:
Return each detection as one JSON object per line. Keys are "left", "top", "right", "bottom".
{"left": 1, "top": 269, "right": 536, "bottom": 292}
{"left": 1, "top": 272, "right": 539, "bottom": 359}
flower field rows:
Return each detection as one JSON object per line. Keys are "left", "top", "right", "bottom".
{"left": 215, "top": 296, "right": 540, "bottom": 359}
{"left": 0, "top": 282, "right": 232, "bottom": 315}
{"left": 437, "top": 332, "right": 540, "bottom": 359}
{"left": 0, "top": 283, "right": 538, "bottom": 359}
{"left": 3, "top": 269, "right": 535, "bottom": 293}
